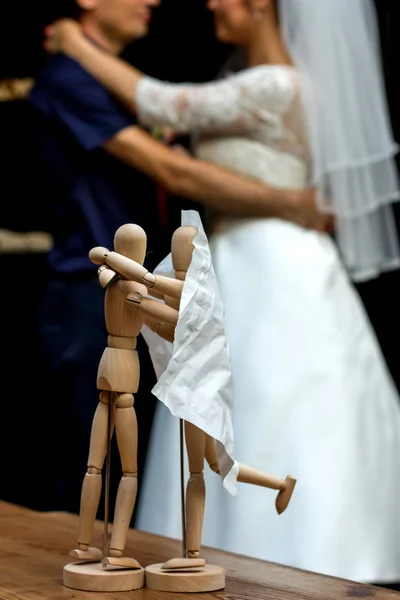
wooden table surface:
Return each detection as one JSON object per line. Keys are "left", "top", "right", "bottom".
{"left": 0, "top": 500, "right": 399, "bottom": 600}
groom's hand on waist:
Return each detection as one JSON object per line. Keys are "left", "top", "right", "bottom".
{"left": 289, "top": 188, "right": 335, "bottom": 233}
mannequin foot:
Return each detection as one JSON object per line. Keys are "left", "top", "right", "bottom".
{"left": 69, "top": 546, "right": 103, "bottom": 561}
{"left": 275, "top": 475, "right": 296, "bottom": 514}
{"left": 162, "top": 557, "right": 206, "bottom": 571}
{"left": 103, "top": 556, "right": 142, "bottom": 570}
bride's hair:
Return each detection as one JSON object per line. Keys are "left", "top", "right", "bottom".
{"left": 217, "top": 47, "right": 246, "bottom": 78}
{"left": 53, "top": 0, "right": 82, "bottom": 21}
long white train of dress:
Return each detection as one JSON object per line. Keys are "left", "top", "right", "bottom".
{"left": 136, "top": 138, "right": 400, "bottom": 584}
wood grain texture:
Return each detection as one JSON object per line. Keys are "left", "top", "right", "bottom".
{"left": 0, "top": 501, "right": 399, "bottom": 600}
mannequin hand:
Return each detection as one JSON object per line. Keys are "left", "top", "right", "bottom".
{"left": 289, "top": 188, "right": 335, "bottom": 233}
{"left": 43, "top": 19, "right": 82, "bottom": 54}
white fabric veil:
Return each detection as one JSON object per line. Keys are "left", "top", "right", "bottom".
{"left": 280, "top": 0, "right": 400, "bottom": 282}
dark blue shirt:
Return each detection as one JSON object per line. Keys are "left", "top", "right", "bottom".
{"left": 29, "top": 53, "right": 159, "bottom": 275}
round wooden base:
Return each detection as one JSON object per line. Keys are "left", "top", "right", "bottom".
{"left": 145, "top": 563, "right": 225, "bottom": 593}
{"left": 63, "top": 561, "right": 145, "bottom": 592}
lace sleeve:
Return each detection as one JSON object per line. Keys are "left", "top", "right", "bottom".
{"left": 136, "top": 65, "right": 297, "bottom": 135}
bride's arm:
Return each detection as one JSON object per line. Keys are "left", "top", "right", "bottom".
{"left": 46, "top": 20, "right": 143, "bottom": 114}
{"left": 135, "top": 66, "right": 294, "bottom": 135}
{"left": 46, "top": 21, "right": 295, "bottom": 135}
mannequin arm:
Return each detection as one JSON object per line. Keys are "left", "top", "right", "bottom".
{"left": 89, "top": 246, "right": 183, "bottom": 300}
{"left": 126, "top": 292, "right": 179, "bottom": 327}
{"left": 143, "top": 314, "right": 176, "bottom": 344}
{"left": 97, "top": 265, "right": 118, "bottom": 288}
{"left": 146, "top": 288, "right": 166, "bottom": 301}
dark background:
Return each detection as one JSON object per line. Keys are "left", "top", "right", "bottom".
{"left": 1, "top": 0, "right": 400, "bottom": 514}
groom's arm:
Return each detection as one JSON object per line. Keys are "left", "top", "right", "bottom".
{"left": 104, "top": 126, "right": 329, "bottom": 231}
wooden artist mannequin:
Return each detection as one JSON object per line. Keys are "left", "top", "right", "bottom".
{"left": 101, "top": 224, "right": 296, "bottom": 592}
{"left": 63, "top": 224, "right": 180, "bottom": 593}
{"left": 63, "top": 222, "right": 296, "bottom": 592}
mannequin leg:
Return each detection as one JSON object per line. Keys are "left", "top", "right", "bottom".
{"left": 205, "top": 435, "right": 296, "bottom": 514}
{"left": 70, "top": 391, "right": 116, "bottom": 559}
{"left": 109, "top": 393, "right": 138, "bottom": 558}
{"left": 185, "top": 421, "right": 206, "bottom": 559}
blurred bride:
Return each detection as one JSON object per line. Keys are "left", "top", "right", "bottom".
{"left": 45, "top": 0, "right": 400, "bottom": 583}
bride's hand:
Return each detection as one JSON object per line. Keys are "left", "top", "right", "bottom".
{"left": 291, "top": 188, "right": 335, "bottom": 233}
{"left": 43, "top": 19, "right": 82, "bottom": 54}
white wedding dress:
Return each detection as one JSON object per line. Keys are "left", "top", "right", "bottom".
{"left": 135, "top": 65, "right": 400, "bottom": 583}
